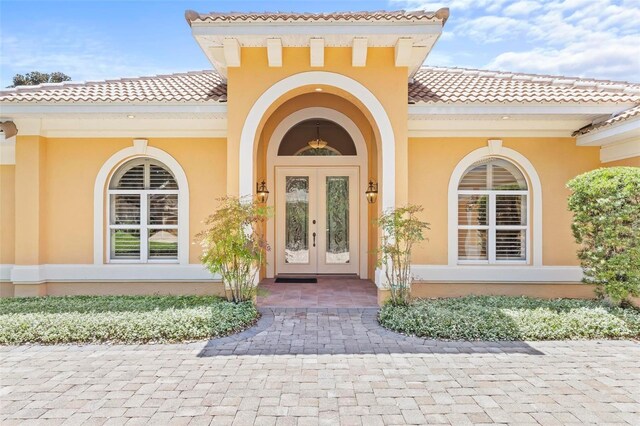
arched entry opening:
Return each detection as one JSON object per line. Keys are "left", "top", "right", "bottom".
{"left": 240, "top": 72, "right": 395, "bottom": 282}
{"left": 264, "top": 107, "right": 369, "bottom": 278}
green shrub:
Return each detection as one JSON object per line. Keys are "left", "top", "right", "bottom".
{"left": 197, "top": 197, "right": 271, "bottom": 303}
{"left": 567, "top": 167, "right": 640, "bottom": 304}
{"left": 379, "top": 296, "right": 640, "bottom": 341}
{"left": 375, "top": 205, "right": 430, "bottom": 306}
{"left": 0, "top": 296, "right": 258, "bottom": 345}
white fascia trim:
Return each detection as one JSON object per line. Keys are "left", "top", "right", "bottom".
{"left": 0, "top": 135, "right": 16, "bottom": 165}
{"left": 407, "top": 117, "right": 586, "bottom": 138}
{"left": 239, "top": 71, "right": 396, "bottom": 211}
{"left": 191, "top": 22, "right": 442, "bottom": 38}
{"left": 0, "top": 104, "right": 228, "bottom": 115}
{"left": 411, "top": 265, "right": 583, "bottom": 283}
{"left": 41, "top": 129, "right": 228, "bottom": 138}
{"left": 7, "top": 264, "right": 219, "bottom": 284}
{"left": 576, "top": 117, "right": 640, "bottom": 146}
{"left": 408, "top": 104, "right": 631, "bottom": 116}
{"left": 408, "top": 129, "right": 574, "bottom": 138}
{"left": 93, "top": 143, "right": 190, "bottom": 265}
{"left": 600, "top": 139, "right": 640, "bottom": 163}
{"left": 8, "top": 116, "right": 228, "bottom": 138}
{"left": 447, "top": 142, "right": 543, "bottom": 267}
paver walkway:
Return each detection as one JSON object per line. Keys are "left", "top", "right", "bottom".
{"left": 2, "top": 308, "right": 639, "bottom": 425}
{"left": 257, "top": 278, "right": 378, "bottom": 308}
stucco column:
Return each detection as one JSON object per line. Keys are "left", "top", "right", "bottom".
{"left": 13, "top": 135, "right": 48, "bottom": 296}
{"left": 395, "top": 134, "right": 408, "bottom": 206}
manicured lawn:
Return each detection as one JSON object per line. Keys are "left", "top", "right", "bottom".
{"left": 379, "top": 296, "right": 640, "bottom": 341}
{"left": 0, "top": 295, "right": 258, "bottom": 345}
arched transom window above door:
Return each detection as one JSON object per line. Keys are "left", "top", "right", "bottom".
{"left": 277, "top": 119, "right": 357, "bottom": 156}
{"left": 457, "top": 158, "right": 529, "bottom": 264}
{"left": 107, "top": 158, "right": 179, "bottom": 262}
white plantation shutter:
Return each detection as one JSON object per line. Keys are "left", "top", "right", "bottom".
{"left": 149, "top": 164, "right": 178, "bottom": 189}
{"left": 114, "top": 164, "right": 145, "bottom": 189}
{"left": 458, "top": 158, "right": 529, "bottom": 263}
{"left": 458, "top": 164, "right": 488, "bottom": 190}
{"left": 108, "top": 158, "right": 179, "bottom": 262}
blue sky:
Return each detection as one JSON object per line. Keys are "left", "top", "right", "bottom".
{"left": 1, "top": 0, "right": 638, "bottom": 88}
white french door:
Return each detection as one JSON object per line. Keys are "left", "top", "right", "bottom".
{"left": 275, "top": 167, "right": 358, "bottom": 275}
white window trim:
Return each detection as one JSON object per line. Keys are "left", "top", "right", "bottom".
{"left": 94, "top": 141, "right": 190, "bottom": 265}
{"left": 448, "top": 141, "right": 542, "bottom": 266}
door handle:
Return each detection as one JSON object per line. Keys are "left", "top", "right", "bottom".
{"left": 312, "top": 232, "right": 316, "bottom": 247}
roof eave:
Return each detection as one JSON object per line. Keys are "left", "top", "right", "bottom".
{"left": 0, "top": 102, "right": 228, "bottom": 115}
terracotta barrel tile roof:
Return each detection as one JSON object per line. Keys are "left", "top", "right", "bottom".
{"left": 0, "top": 71, "right": 227, "bottom": 103}
{"left": 572, "top": 104, "right": 640, "bottom": 136}
{"left": 410, "top": 67, "right": 640, "bottom": 104}
{"left": 185, "top": 9, "right": 449, "bottom": 25}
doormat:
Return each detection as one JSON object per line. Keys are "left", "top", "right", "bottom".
{"left": 274, "top": 277, "right": 317, "bottom": 283}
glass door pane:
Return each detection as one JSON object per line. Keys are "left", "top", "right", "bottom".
{"left": 285, "top": 176, "right": 309, "bottom": 264}
{"left": 316, "top": 167, "right": 358, "bottom": 275}
{"left": 325, "top": 176, "right": 349, "bottom": 264}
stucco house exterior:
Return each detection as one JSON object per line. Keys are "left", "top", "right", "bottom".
{"left": 0, "top": 9, "right": 638, "bottom": 300}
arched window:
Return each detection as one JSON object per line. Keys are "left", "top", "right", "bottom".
{"left": 107, "top": 158, "right": 179, "bottom": 262}
{"left": 457, "top": 158, "right": 529, "bottom": 263}
{"left": 277, "top": 119, "right": 357, "bottom": 156}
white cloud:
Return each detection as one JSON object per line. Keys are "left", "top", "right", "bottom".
{"left": 424, "top": 51, "right": 455, "bottom": 66}
{"left": 438, "top": 31, "right": 455, "bottom": 41}
{"left": 390, "top": 0, "right": 506, "bottom": 11}
{"left": 503, "top": 1, "right": 542, "bottom": 16}
{"left": 487, "top": 34, "right": 640, "bottom": 81}
{"left": 391, "top": 0, "right": 640, "bottom": 81}
{"left": 454, "top": 16, "right": 530, "bottom": 43}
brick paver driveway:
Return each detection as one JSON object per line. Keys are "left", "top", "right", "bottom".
{"left": 2, "top": 308, "right": 639, "bottom": 425}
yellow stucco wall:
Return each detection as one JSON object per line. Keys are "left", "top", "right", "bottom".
{"left": 226, "top": 47, "right": 409, "bottom": 204}
{"left": 411, "top": 282, "right": 597, "bottom": 299}
{"left": 408, "top": 137, "right": 601, "bottom": 266}
{"left": 14, "top": 136, "right": 47, "bottom": 265}
{"left": 0, "top": 165, "right": 15, "bottom": 264}
{"left": 11, "top": 136, "right": 226, "bottom": 265}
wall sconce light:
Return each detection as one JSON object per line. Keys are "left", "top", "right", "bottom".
{"left": 256, "top": 180, "right": 269, "bottom": 203}
{"left": 365, "top": 180, "right": 378, "bottom": 204}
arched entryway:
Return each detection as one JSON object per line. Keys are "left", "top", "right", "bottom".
{"left": 239, "top": 72, "right": 395, "bottom": 283}
{"left": 239, "top": 71, "right": 395, "bottom": 212}
{"left": 266, "top": 108, "right": 368, "bottom": 278}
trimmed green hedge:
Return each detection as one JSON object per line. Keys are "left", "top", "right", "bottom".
{"left": 567, "top": 167, "right": 640, "bottom": 303}
{"left": 0, "top": 295, "right": 258, "bottom": 345}
{"left": 379, "top": 296, "right": 640, "bottom": 341}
